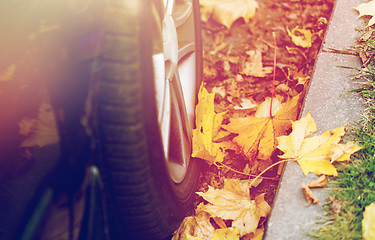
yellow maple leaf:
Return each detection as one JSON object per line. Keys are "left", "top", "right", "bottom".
{"left": 192, "top": 84, "right": 231, "bottom": 163}
{"left": 240, "top": 50, "right": 273, "bottom": 77}
{"left": 200, "top": 0, "right": 259, "bottom": 29}
{"left": 277, "top": 113, "right": 362, "bottom": 176}
{"left": 223, "top": 95, "right": 300, "bottom": 160}
{"left": 212, "top": 227, "right": 240, "bottom": 240}
{"left": 363, "top": 202, "right": 375, "bottom": 240}
{"left": 355, "top": 1, "right": 375, "bottom": 27}
{"left": 196, "top": 178, "right": 271, "bottom": 236}
{"left": 287, "top": 26, "right": 313, "bottom": 48}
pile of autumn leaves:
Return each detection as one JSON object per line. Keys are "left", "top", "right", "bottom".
{"left": 172, "top": 1, "right": 365, "bottom": 239}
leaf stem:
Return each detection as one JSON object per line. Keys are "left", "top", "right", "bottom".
{"left": 249, "top": 159, "right": 296, "bottom": 187}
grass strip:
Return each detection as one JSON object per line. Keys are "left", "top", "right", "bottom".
{"left": 311, "top": 35, "right": 375, "bottom": 240}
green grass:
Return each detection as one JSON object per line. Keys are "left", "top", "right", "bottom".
{"left": 311, "top": 37, "right": 375, "bottom": 240}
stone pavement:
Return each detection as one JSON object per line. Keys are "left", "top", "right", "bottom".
{"left": 264, "top": 0, "right": 365, "bottom": 239}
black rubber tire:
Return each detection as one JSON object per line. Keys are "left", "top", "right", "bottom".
{"left": 93, "top": 0, "right": 202, "bottom": 239}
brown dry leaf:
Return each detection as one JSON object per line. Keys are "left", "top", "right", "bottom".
{"left": 277, "top": 113, "right": 361, "bottom": 176}
{"left": 210, "top": 42, "right": 228, "bottom": 55}
{"left": 240, "top": 50, "right": 273, "bottom": 77}
{"left": 192, "top": 84, "right": 229, "bottom": 163}
{"left": 223, "top": 96, "right": 300, "bottom": 160}
{"left": 196, "top": 178, "right": 271, "bottom": 236}
{"left": 302, "top": 183, "right": 319, "bottom": 204}
{"left": 275, "top": 84, "right": 293, "bottom": 96}
{"left": 287, "top": 26, "right": 313, "bottom": 48}
{"left": 306, "top": 175, "right": 328, "bottom": 188}
{"left": 241, "top": 227, "right": 264, "bottom": 240}
{"left": 327, "top": 196, "right": 343, "bottom": 216}
{"left": 287, "top": 68, "right": 310, "bottom": 92}
{"left": 358, "top": 28, "right": 375, "bottom": 42}
{"left": 212, "top": 86, "right": 226, "bottom": 98}
{"left": 212, "top": 217, "right": 227, "bottom": 229}
{"left": 19, "top": 103, "right": 59, "bottom": 148}
{"left": 354, "top": 1, "right": 375, "bottom": 27}
{"left": 200, "top": 0, "right": 259, "bottom": 29}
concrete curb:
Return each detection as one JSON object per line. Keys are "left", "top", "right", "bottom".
{"left": 264, "top": 0, "right": 365, "bottom": 239}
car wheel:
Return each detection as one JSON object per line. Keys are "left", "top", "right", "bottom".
{"left": 93, "top": 0, "right": 202, "bottom": 239}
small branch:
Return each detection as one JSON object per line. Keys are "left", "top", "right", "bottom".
{"left": 215, "top": 162, "right": 280, "bottom": 181}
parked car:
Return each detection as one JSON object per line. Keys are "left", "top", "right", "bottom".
{"left": 0, "top": 0, "right": 202, "bottom": 239}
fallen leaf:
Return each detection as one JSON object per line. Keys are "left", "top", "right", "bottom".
{"left": 358, "top": 27, "right": 375, "bottom": 42}
{"left": 172, "top": 216, "right": 198, "bottom": 240}
{"left": 172, "top": 211, "right": 214, "bottom": 240}
{"left": 233, "top": 98, "right": 257, "bottom": 110}
{"left": 212, "top": 227, "right": 240, "bottom": 240}
{"left": 302, "top": 183, "right": 319, "bottom": 204}
{"left": 355, "top": 1, "right": 375, "bottom": 27}
{"left": 223, "top": 96, "right": 299, "bottom": 160}
{"left": 287, "top": 68, "right": 310, "bottom": 92}
{"left": 212, "top": 216, "right": 227, "bottom": 229}
{"left": 306, "top": 175, "right": 328, "bottom": 188}
{"left": 327, "top": 196, "right": 343, "bottom": 216}
{"left": 241, "top": 50, "right": 273, "bottom": 77}
{"left": 195, "top": 211, "right": 216, "bottom": 240}
{"left": 19, "top": 103, "right": 59, "bottom": 148}
{"left": 277, "top": 113, "right": 359, "bottom": 176}
{"left": 330, "top": 141, "right": 363, "bottom": 163}
{"left": 275, "top": 84, "right": 293, "bottom": 96}
{"left": 287, "top": 26, "right": 313, "bottom": 48}
{"left": 212, "top": 86, "right": 226, "bottom": 98}
{"left": 192, "top": 84, "right": 229, "bottom": 163}
{"left": 210, "top": 42, "right": 228, "bottom": 55}
{"left": 200, "top": 0, "right": 259, "bottom": 29}
{"left": 241, "top": 227, "right": 264, "bottom": 240}
{"left": 363, "top": 202, "right": 375, "bottom": 240}
{"left": 196, "top": 178, "right": 271, "bottom": 236}
{"left": 0, "top": 64, "right": 16, "bottom": 82}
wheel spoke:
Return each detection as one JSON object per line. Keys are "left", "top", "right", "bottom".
{"left": 168, "top": 71, "right": 191, "bottom": 183}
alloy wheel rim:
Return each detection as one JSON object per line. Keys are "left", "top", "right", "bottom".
{"left": 152, "top": 0, "right": 197, "bottom": 183}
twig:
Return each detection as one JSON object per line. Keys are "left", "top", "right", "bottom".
{"left": 215, "top": 162, "right": 280, "bottom": 181}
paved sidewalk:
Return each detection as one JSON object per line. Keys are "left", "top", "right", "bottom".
{"left": 264, "top": 0, "right": 365, "bottom": 239}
